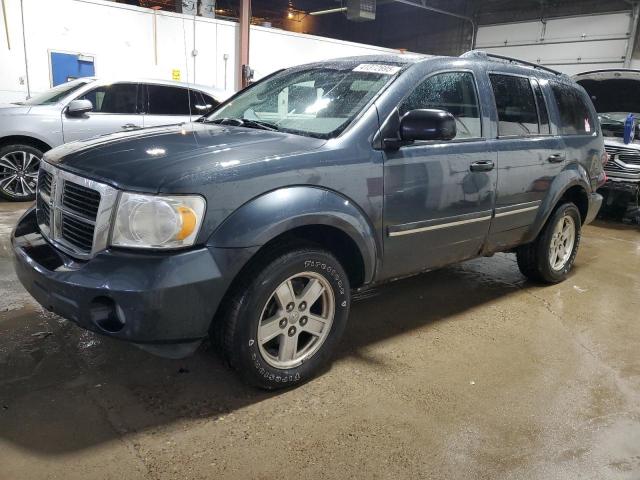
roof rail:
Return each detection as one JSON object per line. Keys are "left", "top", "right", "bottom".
{"left": 461, "top": 50, "right": 565, "bottom": 76}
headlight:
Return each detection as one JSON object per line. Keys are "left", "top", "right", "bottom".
{"left": 111, "top": 193, "right": 206, "bottom": 249}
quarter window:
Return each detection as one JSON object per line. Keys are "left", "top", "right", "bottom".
{"left": 80, "top": 83, "right": 139, "bottom": 114}
{"left": 532, "top": 80, "right": 550, "bottom": 134}
{"left": 399, "top": 71, "right": 481, "bottom": 139}
{"left": 147, "top": 86, "right": 216, "bottom": 116}
{"left": 490, "top": 74, "right": 539, "bottom": 136}
{"left": 550, "top": 82, "right": 595, "bottom": 135}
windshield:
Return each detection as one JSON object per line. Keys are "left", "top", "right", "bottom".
{"left": 205, "top": 64, "right": 402, "bottom": 138}
{"left": 20, "top": 79, "right": 91, "bottom": 106}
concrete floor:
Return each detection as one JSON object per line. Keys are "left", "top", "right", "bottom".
{"left": 1, "top": 201, "right": 639, "bottom": 480}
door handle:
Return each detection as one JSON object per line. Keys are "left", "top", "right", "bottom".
{"left": 548, "top": 153, "right": 565, "bottom": 163}
{"left": 121, "top": 123, "right": 140, "bottom": 130}
{"left": 470, "top": 160, "right": 495, "bottom": 172}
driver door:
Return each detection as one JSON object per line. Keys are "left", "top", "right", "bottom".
{"left": 62, "top": 82, "right": 143, "bottom": 142}
{"left": 381, "top": 70, "right": 497, "bottom": 279}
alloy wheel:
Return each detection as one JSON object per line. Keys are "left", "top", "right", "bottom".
{"left": 257, "top": 272, "right": 335, "bottom": 369}
{"left": 549, "top": 214, "right": 575, "bottom": 271}
{"left": 0, "top": 150, "right": 40, "bottom": 199}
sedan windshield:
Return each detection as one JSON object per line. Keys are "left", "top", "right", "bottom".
{"left": 205, "top": 64, "right": 401, "bottom": 138}
{"left": 21, "top": 79, "right": 91, "bottom": 106}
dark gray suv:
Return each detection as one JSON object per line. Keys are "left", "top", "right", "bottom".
{"left": 12, "top": 51, "right": 605, "bottom": 389}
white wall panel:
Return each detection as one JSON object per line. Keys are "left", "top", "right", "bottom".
{"left": 249, "top": 25, "right": 401, "bottom": 81}
{"left": 0, "top": 0, "right": 404, "bottom": 104}
{"left": 476, "top": 12, "right": 633, "bottom": 74}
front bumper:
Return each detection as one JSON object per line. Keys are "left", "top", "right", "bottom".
{"left": 584, "top": 192, "right": 603, "bottom": 225}
{"left": 600, "top": 176, "right": 640, "bottom": 194}
{"left": 12, "top": 208, "right": 256, "bottom": 358}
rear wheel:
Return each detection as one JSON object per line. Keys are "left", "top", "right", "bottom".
{"left": 0, "top": 144, "right": 42, "bottom": 201}
{"left": 214, "top": 246, "right": 351, "bottom": 389}
{"left": 516, "top": 202, "right": 581, "bottom": 283}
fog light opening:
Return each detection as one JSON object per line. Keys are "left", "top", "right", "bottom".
{"left": 90, "top": 296, "right": 126, "bottom": 333}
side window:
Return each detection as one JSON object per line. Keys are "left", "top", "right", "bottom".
{"left": 147, "top": 85, "right": 190, "bottom": 115}
{"left": 79, "top": 83, "right": 138, "bottom": 114}
{"left": 489, "top": 74, "right": 539, "bottom": 136}
{"left": 399, "top": 71, "right": 481, "bottom": 139}
{"left": 192, "top": 91, "right": 219, "bottom": 116}
{"left": 550, "top": 82, "right": 595, "bottom": 135}
{"left": 532, "top": 80, "right": 550, "bottom": 134}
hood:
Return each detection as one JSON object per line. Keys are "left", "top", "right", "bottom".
{"left": 573, "top": 69, "right": 640, "bottom": 114}
{"left": 0, "top": 103, "right": 31, "bottom": 115}
{"left": 45, "top": 122, "right": 326, "bottom": 192}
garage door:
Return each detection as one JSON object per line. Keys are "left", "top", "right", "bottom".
{"left": 476, "top": 12, "right": 635, "bottom": 75}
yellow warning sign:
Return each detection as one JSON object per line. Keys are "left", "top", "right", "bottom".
{"left": 172, "top": 69, "right": 181, "bottom": 81}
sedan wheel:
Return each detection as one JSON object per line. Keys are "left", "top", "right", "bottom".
{"left": 0, "top": 148, "right": 41, "bottom": 201}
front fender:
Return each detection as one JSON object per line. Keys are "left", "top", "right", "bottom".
{"left": 526, "top": 164, "right": 591, "bottom": 242}
{"left": 208, "top": 186, "right": 378, "bottom": 284}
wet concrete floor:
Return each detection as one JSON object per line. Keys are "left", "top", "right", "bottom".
{"left": 1, "top": 201, "right": 639, "bottom": 479}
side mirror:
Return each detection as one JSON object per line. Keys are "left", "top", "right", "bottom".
{"left": 400, "top": 109, "right": 456, "bottom": 142}
{"left": 66, "top": 99, "right": 93, "bottom": 117}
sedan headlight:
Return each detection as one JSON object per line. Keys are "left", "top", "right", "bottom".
{"left": 111, "top": 193, "right": 206, "bottom": 249}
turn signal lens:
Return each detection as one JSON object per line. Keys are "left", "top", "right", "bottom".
{"left": 176, "top": 206, "right": 197, "bottom": 240}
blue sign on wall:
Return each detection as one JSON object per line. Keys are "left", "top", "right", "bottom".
{"left": 50, "top": 52, "right": 95, "bottom": 86}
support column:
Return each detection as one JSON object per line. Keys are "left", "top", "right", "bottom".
{"left": 237, "top": 0, "right": 250, "bottom": 90}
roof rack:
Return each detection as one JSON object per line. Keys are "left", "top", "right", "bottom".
{"left": 460, "top": 50, "right": 565, "bottom": 76}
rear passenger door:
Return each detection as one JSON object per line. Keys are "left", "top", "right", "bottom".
{"left": 142, "top": 84, "right": 201, "bottom": 127}
{"left": 486, "top": 73, "right": 566, "bottom": 251}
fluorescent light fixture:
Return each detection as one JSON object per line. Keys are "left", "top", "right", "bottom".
{"left": 309, "top": 7, "right": 347, "bottom": 16}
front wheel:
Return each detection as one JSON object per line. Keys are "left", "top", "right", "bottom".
{"left": 214, "top": 246, "right": 351, "bottom": 389}
{"left": 516, "top": 202, "right": 582, "bottom": 283}
{"left": 0, "top": 144, "right": 43, "bottom": 201}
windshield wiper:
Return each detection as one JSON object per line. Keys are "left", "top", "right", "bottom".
{"left": 201, "top": 117, "right": 280, "bottom": 131}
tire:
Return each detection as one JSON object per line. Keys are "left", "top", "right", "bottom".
{"left": 0, "top": 144, "right": 43, "bottom": 201}
{"left": 213, "top": 245, "right": 351, "bottom": 390}
{"left": 516, "top": 202, "right": 581, "bottom": 284}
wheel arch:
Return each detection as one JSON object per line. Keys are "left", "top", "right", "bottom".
{"left": 208, "top": 186, "right": 379, "bottom": 288}
{"left": 528, "top": 170, "right": 591, "bottom": 242}
{"left": 0, "top": 135, "right": 52, "bottom": 153}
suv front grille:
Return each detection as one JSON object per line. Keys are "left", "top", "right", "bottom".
{"left": 62, "top": 182, "right": 101, "bottom": 220}
{"left": 39, "top": 169, "right": 53, "bottom": 196}
{"left": 35, "top": 163, "right": 118, "bottom": 259}
{"left": 61, "top": 213, "right": 95, "bottom": 252}
{"left": 604, "top": 144, "right": 640, "bottom": 177}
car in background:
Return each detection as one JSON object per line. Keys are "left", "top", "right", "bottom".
{"left": 573, "top": 70, "right": 640, "bottom": 219}
{"left": 0, "top": 78, "right": 228, "bottom": 201}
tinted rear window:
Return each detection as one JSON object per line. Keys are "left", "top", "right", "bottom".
{"left": 550, "top": 82, "right": 595, "bottom": 135}
{"left": 489, "top": 74, "right": 540, "bottom": 136}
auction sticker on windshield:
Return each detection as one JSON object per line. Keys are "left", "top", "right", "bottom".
{"left": 353, "top": 64, "right": 402, "bottom": 75}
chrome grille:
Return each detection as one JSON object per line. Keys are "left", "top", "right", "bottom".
{"left": 62, "top": 182, "right": 101, "bottom": 220}
{"left": 61, "top": 213, "right": 95, "bottom": 251}
{"left": 604, "top": 144, "right": 640, "bottom": 177}
{"left": 39, "top": 169, "right": 53, "bottom": 197}
{"left": 35, "top": 162, "right": 119, "bottom": 259}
